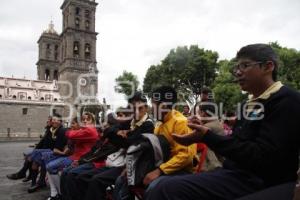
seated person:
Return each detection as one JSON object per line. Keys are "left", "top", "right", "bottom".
{"left": 197, "top": 102, "right": 224, "bottom": 171}
{"left": 60, "top": 112, "right": 123, "bottom": 200}
{"left": 27, "top": 114, "right": 67, "bottom": 193}
{"left": 45, "top": 113, "right": 99, "bottom": 200}
{"left": 114, "top": 86, "right": 197, "bottom": 200}
{"left": 146, "top": 44, "right": 300, "bottom": 200}
{"left": 65, "top": 92, "right": 154, "bottom": 200}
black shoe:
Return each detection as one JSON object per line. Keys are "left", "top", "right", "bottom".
{"left": 22, "top": 176, "right": 31, "bottom": 182}
{"left": 27, "top": 184, "right": 46, "bottom": 193}
{"left": 7, "top": 173, "right": 26, "bottom": 180}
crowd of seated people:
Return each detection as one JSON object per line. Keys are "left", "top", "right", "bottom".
{"left": 7, "top": 43, "right": 300, "bottom": 200}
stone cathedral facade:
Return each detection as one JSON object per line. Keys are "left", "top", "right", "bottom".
{"left": 0, "top": 0, "right": 99, "bottom": 138}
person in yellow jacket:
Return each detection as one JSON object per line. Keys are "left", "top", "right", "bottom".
{"left": 143, "top": 86, "right": 197, "bottom": 197}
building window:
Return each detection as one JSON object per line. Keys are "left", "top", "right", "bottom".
{"left": 47, "top": 44, "right": 50, "bottom": 49}
{"left": 75, "top": 7, "right": 80, "bottom": 15}
{"left": 45, "top": 69, "right": 50, "bottom": 80}
{"left": 28, "top": 96, "right": 31, "bottom": 100}
{"left": 12, "top": 95, "right": 17, "bottom": 99}
{"left": 85, "top": 43, "right": 91, "bottom": 59}
{"left": 0, "top": 94, "right": 2, "bottom": 99}
{"left": 55, "top": 52, "right": 58, "bottom": 60}
{"left": 54, "top": 70, "right": 58, "bottom": 80}
{"left": 85, "top": 20, "right": 90, "bottom": 30}
{"left": 54, "top": 98, "right": 58, "bottom": 102}
{"left": 85, "top": 10, "right": 90, "bottom": 18}
{"left": 52, "top": 109, "right": 57, "bottom": 114}
{"left": 40, "top": 97, "right": 45, "bottom": 101}
{"left": 18, "top": 92, "right": 27, "bottom": 100}
{"left": 22, "top": 108, "right": 28, "bottom": 115}
{"left": 73, "top": 41, "right": 80, "bottom": 57}
{"left": 75, "top": 17, "right": 80, "bottom": 29}
{"left": 45, "top": 94, "right": 53, "bottom": 101}
{"left": 54, "top": 45, "right": 59, "bottom": 60}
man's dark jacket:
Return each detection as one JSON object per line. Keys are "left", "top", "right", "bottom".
{"left": 203, "top": 86, "right": 300, "bottom": 187}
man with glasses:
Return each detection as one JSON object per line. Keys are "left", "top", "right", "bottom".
{"left": 145, "top": 44, "right": 300, "bottom": 200}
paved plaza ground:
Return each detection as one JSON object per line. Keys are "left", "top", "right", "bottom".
{"left": 0, "top": 141, "right": 48, "bottom": 200}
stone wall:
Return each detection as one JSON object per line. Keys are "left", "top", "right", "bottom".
{"left": 0, "top": 102, "right": 64, "bottom": 138}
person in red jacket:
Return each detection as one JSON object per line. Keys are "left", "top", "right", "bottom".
{"left": 45, "top": 112, "right": 99, "bottom": 200}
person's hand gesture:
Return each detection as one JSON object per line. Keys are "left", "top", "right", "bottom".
{"left": 172, "top": 116, "right": 210, "bottom": 146}
{"left": 117, "top": 130, "right": 128, "bottom": 138}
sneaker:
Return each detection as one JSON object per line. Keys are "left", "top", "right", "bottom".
{"left": 22, "top": 176, "right": 31, "bottom": 182}
{"left": 47, "top": 194, "right": 61, "bottom": 200}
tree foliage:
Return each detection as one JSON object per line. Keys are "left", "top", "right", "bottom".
{"left": 143, "top": 45, "right": 219, "bottom": 104}
{"left": 142, "top": 42, "right": 300, "bottom": 113}
{"left": 270, "top": 42, "right": 300, "bottom": 90}
{"left": 115, "top": 71, "right": 140, "bottom": 98}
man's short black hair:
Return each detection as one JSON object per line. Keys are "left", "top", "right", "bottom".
{"left": 236, "top": 43, "right": 279, "bottom": 81}
{"left": 128, "top": 91, "right": 147, "bottom": 104}
{"left": 201, "top": 87, "right": 212, "bottom": 95}
{"left": 151, "top": 86, "right": 177, "bottom": 105}
{"left": 53, "top": 113, "right": 62, "bottom": 122}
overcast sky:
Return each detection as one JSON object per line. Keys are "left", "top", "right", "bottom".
{"left": 1, "top": 0, "right": 300, "bottom": 109}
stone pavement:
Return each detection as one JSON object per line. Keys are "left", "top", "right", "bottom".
{"left": 0, "top": 141, "right": 48, "bottom": 200}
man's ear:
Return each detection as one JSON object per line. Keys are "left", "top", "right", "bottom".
{"left": 263, "top": 61, "right": 275, "bottom": 75}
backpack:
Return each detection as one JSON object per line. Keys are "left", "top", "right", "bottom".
{"left": 126, "top": 133, "right": 170, "bottom": 186}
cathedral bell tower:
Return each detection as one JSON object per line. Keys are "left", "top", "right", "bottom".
{"left": 59, "top": 0, "right": 98, "bottom": 106}
{"left": 37, "top": 21, "right": 60, "bottom": 81}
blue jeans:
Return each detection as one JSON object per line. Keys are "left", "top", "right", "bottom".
{"left": 46, "top": 157, "right": 73, "bottom": 174}
{"left": 63, "top": 163, "right": 95, "bottom": 175}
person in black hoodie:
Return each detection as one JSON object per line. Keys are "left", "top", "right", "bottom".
{"left": 146, "top": 44, "right": 300, "bottom": 200}
{"left": 27, "top": 114, "right": 67, "bottom": 193}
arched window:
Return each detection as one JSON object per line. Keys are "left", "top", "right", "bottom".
{"left": 54, "top": 45, "right": 59, "bottom": 60}
{"left": 28, "top": 96, "right": 32, "bottom": 100}
{"left": 75, "top": 17, "right": 80, "bottom": 29}
{"left": 45, "top": 69, "right": 50, "bottom": 80}
{"left": 75, "top": 7, "right": 80, "bottom": 15}
{"left": 85, "top": 43, "right": 91, "bottom": 59}
{"left": 85, "top": 20, "right": 90, "bottom": 30}
{"left": 73, "top": 41, "right": 80, "bottom": 58}
{"left": 85, "top": 10, "right": 90, "bottom": 18}
{"left": 54, "top": 98, "right": 58, "bottom": 102}
{"left": 54, "top": 70, "right": 58, "bottom": 80}
{"left": 40, "top": 97, "right": 45, "bottom": 101}
{"left": 13, "top": 95, "right": 17, "bottom": 99}
{"left": 0, "top": 94, "right": 2, "bottom": 99}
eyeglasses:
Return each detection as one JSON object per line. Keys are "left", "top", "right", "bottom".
{"left": 231, "top": 62, "right": 263, "bottom": 75}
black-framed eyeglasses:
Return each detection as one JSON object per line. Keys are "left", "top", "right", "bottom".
{"left": 231, "top": 62, "right": 263, "bottom": 75}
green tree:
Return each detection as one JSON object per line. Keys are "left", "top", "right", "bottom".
{"left": 143, "top": 45, "right": 219, "bottom": 104}
{"left": 115, "top": 71, "right": 140, "bottom": 98}
{"left": 270, "top": 42, "right": 300, "bottom": 90}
